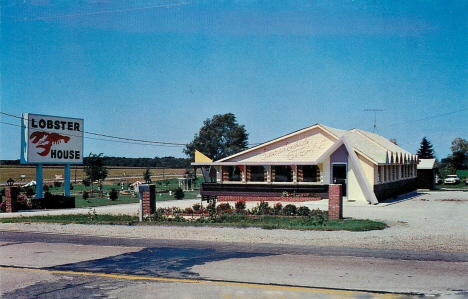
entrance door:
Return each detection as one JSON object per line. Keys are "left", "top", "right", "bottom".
{"left": 332, "top": 164, "right": 347, "bottom": 197}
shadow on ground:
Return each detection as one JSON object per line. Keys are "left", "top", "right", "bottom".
{"left": 48, "top": 247, "right": 275, "bottom": 278}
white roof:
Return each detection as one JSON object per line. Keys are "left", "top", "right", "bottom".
{"left": 214, "top": 124, "right": 414, "bottom": 165}
{"left": 417, "top": 158, "right": 436, "bottom": 170}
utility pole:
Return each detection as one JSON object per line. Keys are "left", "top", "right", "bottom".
{"left": 364, "top": 109, "right": 383, "bottom": 133}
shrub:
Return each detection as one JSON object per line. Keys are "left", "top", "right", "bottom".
{"left": 16, "top": 194, "right": 32, "bottom": 210}
{"left": 174, "top": 187, "right": 185, "bottom": 200}
{"left": 109, "top": 188, "right": 119, "bottom": 201}
{"left": 250, "top": 201, "right": 272, "bottom": 215}
{"left": 273, "top": 203, "right": 283, "bottom": 215}
{"left": 82, "top": 191, "right": 89, "bottom": 201}
{"left": 207, "top": 200, "right": 217, "bottom": 218}
{"left": 41, "top": 194, "right": 75, "bottom": 209}
{"left": 217, "top": 202, "right": 233, "bottom": 214}
{"left": 172, "top": 207, "right": 183, "bottom": 214}
{"left": 235, "top": 200, "right": 246, "bottom": 213}
{"left": 282, "top": 204, "right": 297, "bottom": 216}
{"left": 297, "top": 206, "right": 310, "bottom": 216}
{"left": 192, "top": 203, "right": 201, "bottom": 213}
{"left": 25, "top": 188, "right": 36, "bottom": 198}
{"left": 185, "top": 207, "right": 194, "bottom": 215}
{"left": 82, "top": 179, "right": 91, "bottom": 187}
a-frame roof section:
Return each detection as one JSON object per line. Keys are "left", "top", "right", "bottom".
{"left": 316, "top": 129, "right": 413, "bottom": 165}
{"left": 351, "top": 129, "right": 412, "bottom": 164}
{"left": 354, "top": 129, "right": 411, "bottom": 155}
{"left": 217, "top": 123, "right": 345, "bottom": 163}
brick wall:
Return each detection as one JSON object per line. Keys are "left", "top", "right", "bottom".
{"left": 142, "top": 184, "right": 156, "bottom": 216}
{"left": 328, "top": 184, "right": 342, "bottom": 220}
{"left": 217, "top": 195, "right": 322, "bottom": 202}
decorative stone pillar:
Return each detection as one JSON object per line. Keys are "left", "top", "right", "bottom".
{"left": 5, "top": 186, "right": 19, "bottom": 213}
{"left": 328, "top": 184, "right": 343, "bottom": 220}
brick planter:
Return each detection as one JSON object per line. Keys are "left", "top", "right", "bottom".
{"left": 217, "top": 196, "right": 322, "bottom": 202}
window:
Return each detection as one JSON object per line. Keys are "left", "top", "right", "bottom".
{"left": 298, "top": 165, "right": 320, "bottom": 182}
{"left": 223, "top": 166, "right": 241, "bottom": 181}
{"left": 247, "top": 166, "right": 265, "bottom": 182}
{"left": 272, "top": 166, "right": 293, "bottom": 182}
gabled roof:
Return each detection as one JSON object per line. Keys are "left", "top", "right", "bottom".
{"left": 215, "top": 124, "right": 413, "bottom": 165}
{"left": 217, "top": 123, "right": 342, "bottom": 163}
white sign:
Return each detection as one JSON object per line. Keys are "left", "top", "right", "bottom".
{"left": 21, "top": 113, "right": 84, "bottom": 164}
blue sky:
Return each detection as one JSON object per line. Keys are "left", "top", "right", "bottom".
{"left": 1, "top": 0, "right": 467, "bottom": 161}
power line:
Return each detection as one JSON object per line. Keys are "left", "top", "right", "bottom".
{"left": 388, "top": 108, "right": 468, "bottom": 127}
{"left": 0, "top": 120, "right": 183, "bottom": 148}
{"left": 0, "top": 112, "right": 185, "bottom": 147}
{"left": 5, "top": 2, "right": 189, "bottom": 23}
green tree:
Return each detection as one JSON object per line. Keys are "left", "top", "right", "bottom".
{"left": 184, "top": 113, "right": 249, "bottom": 161}
{"left": 84, "top": 153, "right": 108, "bottom": 193}
{"left": 449, "top": 137, "right": 468, "bottom": 170}
{"left": 143, "top": 167, "right": 152, "bottom": 183}
{"left": 109, "top": 188, "right": 119, "bottom": 201}
{"left": 416, "top": 137, "right": 435, "bottom": 159}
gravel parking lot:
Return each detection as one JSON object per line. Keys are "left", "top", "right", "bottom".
{"left": 1, "top": 191, "right": 467, "bottom": 253}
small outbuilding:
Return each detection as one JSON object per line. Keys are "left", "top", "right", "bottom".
{"left": 417, "top": 158, "right": 437, "bottom": 190}
{"left": 193, "top": 124, "right": 418, "bottom": 204}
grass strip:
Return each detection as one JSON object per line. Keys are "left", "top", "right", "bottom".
{"left": 0, "top": 214, "right": 387, "bottom": 231}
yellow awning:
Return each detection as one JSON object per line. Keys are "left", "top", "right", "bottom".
{"left": 195, "top": 150, "right": 212, "bottom": 163}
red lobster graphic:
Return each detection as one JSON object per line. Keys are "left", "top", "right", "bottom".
{"left": 30, "top": 131, "right": 71, "bottom": 157}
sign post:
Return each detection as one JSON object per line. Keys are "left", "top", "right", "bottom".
{"left": 21, "top": 113, "right": 84, "bottom": 199}
{"left": 36, "top": 164, "right": 43, "bottom": 199}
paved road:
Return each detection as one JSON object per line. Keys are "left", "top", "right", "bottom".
{"left": 1, "top": 191, "right": 468, "bottom": 297}
{"left": 1, "top": 231, "right": 467, "bottom": 298}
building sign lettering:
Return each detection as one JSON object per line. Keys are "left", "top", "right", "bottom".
{"left": 21, "top": 113, "right": 84, "bottom": 164}
{"left": 261, "top": 138, "right": 326, "bottom": 160}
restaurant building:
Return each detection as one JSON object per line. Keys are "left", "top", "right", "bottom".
{"left": 193, "top": 124, "right": 418, "bottom": 204}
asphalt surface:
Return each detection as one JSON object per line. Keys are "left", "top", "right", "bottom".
{"left": 1, "top": 190, "right": 468, "bottom": 297}
{"left": 1, "top": 231, "right": 468, "bottom": 298}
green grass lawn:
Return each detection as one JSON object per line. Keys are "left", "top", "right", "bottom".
{"left": 0, "top": 213, "right": 387, "bottom": 232}
{"left": 44, "top": 179, "right": 201, "bottom": 208}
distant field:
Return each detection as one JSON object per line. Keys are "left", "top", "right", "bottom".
{"left": 0, "top": 165, "right": 186, "bottom": 186}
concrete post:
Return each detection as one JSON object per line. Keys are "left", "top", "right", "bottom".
{"left": 328, "top": 184, "right": 343, "bottom": 220}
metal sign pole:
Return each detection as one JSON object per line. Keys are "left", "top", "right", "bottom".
{"left": 36, "top": 164, "right": 43, "bottom": 199}
{"left": 139, "top": 185, "right": 143, "bottom": 222}
{"left": 64, "top": 164, "right": 71, "bottom": 197}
